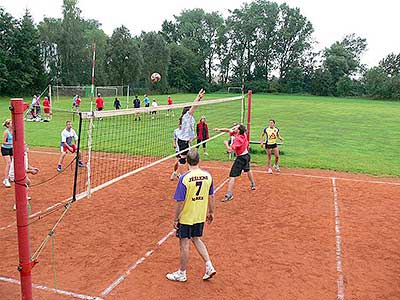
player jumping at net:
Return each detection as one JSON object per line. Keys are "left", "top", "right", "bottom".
{"left": 166, "top": 150, "right": 216, "bottom": 282}
{"left": 57, "top": 121, "right": 84, "bottom": 172}
{"left": 260, "top": 119, "right": 284, "bottom": 174}
{"left": 176, "top": 89, "right": 206, "bottom": 175}
{"left": 215, "top": 124, "right": 256, "bottom": 202}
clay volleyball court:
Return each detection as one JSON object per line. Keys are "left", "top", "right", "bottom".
{"left": 1, "top": 149, "right": 400, "bottom": 300}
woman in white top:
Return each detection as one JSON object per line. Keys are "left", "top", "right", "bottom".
{"left": 176, "top": 89, "right": 205, "bottom": 173}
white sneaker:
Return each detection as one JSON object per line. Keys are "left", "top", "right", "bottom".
{"left": 267, "top": 168, "right": 273, "bottom": 174}
{"left": 166, "top": 270, "right": 187, "bottom": 282}
{"left": 3, "top": 178, "right": 11, "bottom": 188}
{"left": 13, "top": 203, "right": 16, "bottom": 211}
{"left": 274, "top": 164, "right": 280, "bottom": 172}
{"left": 204, "top": 152, "right": 209, "bottom": 156}
{"left": 202, "top": 266, "right": 216, "bottom": 280}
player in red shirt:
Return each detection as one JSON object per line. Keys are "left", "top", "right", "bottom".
{"left": 167, "top": 95, "right": 174, "bottom": 116}
{"left": 74, "top": 96, "right": 81, "bottom": 113}
{"left": 42, "top": 97, "right": 51, "bottom": 120}
{"left": 96, "top": 94, "right": 104, "bottom": 111}
{"left": 214, "top": 124, "right": 256, "bottom": 202}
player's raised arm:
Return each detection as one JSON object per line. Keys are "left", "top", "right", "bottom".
{"left": 188, "top": 89, "right": 205, "bottom": 115}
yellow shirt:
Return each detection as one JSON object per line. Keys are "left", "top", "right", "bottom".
{"left": 174, "top": 168, "right": 214, "bottom": 225}
{"left": 264, "top": 127, "right": 279, "bottom": 145}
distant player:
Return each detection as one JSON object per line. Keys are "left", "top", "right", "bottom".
{"left": 114, "top": 97, "right": 121, "bottom": 110}
{"left": 42, "top": 96, "right": 51, "bottom": 120}
{"left": 143, "top": 94, "right": 150, "bottom": 107}
{"left": 133, "top": 95, "right": 140, "bottom": 108}
{"left": 166, "top": 150, "right": 216, "bottom": 282}
{"left": 167, "top": 95, "right": 174, "bottom": 116}
{"left": 96, "top": 93, "right": 104, "bottom": 111}
{"left": 72, "top": 95, "right": 78, "bottom": 110}
{"left": 57, "top": 121, "right": 84, "bottom": 172}
{"left": 170, "top": 123, "right": 182, "bottom": 181}
{"left": 151, "top": 99, "right": 158, "bottom": 115}
{"left": 74, "top": 95, "right": 81, "bottom": 113}
{"left": 196, "top": 116, "right": 209, "bottom": 156}
{"left": 260, "top": 119, "right": 284, "bottom": 174}
{"left": 215, "top": 124, "right": 256, "bottom": 202}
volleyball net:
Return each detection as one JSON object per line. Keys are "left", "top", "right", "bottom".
{"left": 73, "top": 93, "right": 251, "bottom": 200}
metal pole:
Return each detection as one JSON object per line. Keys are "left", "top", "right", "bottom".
{"left": 11, "top": 99, "right": 34, "bottom": 300}
{"left": 247, "top": 90, "right": 252, "bottom": 142}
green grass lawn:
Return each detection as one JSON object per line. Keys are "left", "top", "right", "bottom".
{"left": 1, "top": 93, "right": 399, "bottom": 176}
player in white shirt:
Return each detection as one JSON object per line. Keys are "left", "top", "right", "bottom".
{"left": 57, "top": 121, "right": 84, "bottom": 172}
{"left": 170, "top": 124, "right": 182, "bottom": 181}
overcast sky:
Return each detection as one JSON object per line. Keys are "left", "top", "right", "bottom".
{"left": 2, "top": 0, "right": 399, "bottom": 67}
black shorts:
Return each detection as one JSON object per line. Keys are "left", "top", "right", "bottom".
{"left": 1, "top": 147, "right": 13, "bottom": 156}
{"left": 96, "top": 107, "right": 103, "bottom": 111}
{"left": 265, "top": 143, "right": 277, "bottom": 149}
{"left": 196, "top": 138, "right": 206, "bottom": 148}
{"left": 145, "top": 103, "right": 150, "bottom": 107}
{"left": 229, "top": 153, "right": 251, "bottom": 177}
{"left": 177, "top": 139, "right": 190, "bottom": 156}
{"left": 176, "top": 222, "right": 204, "bottom": 239}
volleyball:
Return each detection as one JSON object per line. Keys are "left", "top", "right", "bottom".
{"left": 151, "top": 72, "right": 161, "bottom": 83}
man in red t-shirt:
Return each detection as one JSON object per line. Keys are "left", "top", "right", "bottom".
{"left": 167, "top": 95, "right": 174, "bottom": 116}
{"left": 214, "top": 124, "right": 256, "bottom": 202}
{"left": 96, "top": 94, "right": 104, "bottom": 111}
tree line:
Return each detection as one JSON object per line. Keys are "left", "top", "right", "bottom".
{"left": 0, "top": 0, "right": 399, "bottom": 99}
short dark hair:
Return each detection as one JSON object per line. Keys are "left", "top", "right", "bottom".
{"left": 269, "top": 119, "right": 275, "bottom": 124}
{"left": 187, "top": 150, "right": 200, "bottom": 166}
{"left": 66, "top": 120, "right": 71, "bottom": 125}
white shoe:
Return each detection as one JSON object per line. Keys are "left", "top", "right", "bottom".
{"left": 204, "top": 152, "right": 209, "bottom": 156}
{"left": 3, "top": 178, "right": 11, "bottom": 188}
{"left": 13, "top": 203, "right": 16, "bottom": 211}
{"left": 274, "top": 164, "right": 280, "bottom": 172}
{"left": 202, "top": 266, "right": 216, "bottom": 280}
{"left": 267, "top": 168, "right": 273, "bottom": 174}
{"left": 166, "top": 270, "right": 187, "bottom": 282}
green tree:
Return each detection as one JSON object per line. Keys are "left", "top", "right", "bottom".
{"left": 140, "top": 32, "right": 170, "bottom": 90}
{"left": 59, "top": 0, "right": 87, "bottom": 84}
{"left": 168, "top": 43, "right": 204, "bottom": 91}
{"left": 106, "top": 26, "right": 143, "bottom": 86}
{"left": 276, "top": 4, "right": 314, "bottom": 81}
{"left": 379, "top": 53, "right": 400, "bottom": 77}
{"left": 0, "top": 8, "right": 17, "bottom": 94}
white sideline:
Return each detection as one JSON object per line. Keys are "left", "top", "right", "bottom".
{"left": 332, "top": 178, "right": 345, "bottom": 300}
{"left": 0, "top": 276, "right": 104, "bottom": 300}
{"left": 202, "top": 165, "right": 400, "bottom": 186}
{"left": 100, "top": 178, "right": 229, "bottom": 297}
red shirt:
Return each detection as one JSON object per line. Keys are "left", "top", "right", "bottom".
{"left": 76, "top": 98, "right": 81, "bottom": 105}
{"left": 96, "top": 97, "right": 104, "bottom": 108}
{"left": 231, "top": 133, "right": 249, "bottom": 156}
{"left": 168, "top": 97, "right": 173, "bottom": 105}
{"left": 42, "top": 99, "right": 50, "bottom": 109}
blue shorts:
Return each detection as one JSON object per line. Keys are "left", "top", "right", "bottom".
{"left": 176, "top": 222, "right": 204, "bottom": 239}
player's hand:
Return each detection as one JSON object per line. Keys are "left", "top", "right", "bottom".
{"left": 206, "top": 213, "right": 214, "bottom": 224}
{"left": 173, "top": 220, "right": 179, "bottom": 230}
{"left": 260, "top": 142, "right": 264, "bottom": 148}
{"left": 196, "top": 89, "right": 205, "bottom": 101}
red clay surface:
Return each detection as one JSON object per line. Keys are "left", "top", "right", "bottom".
{"left": 1, "top": 149, "right": 399, "bottom": 300}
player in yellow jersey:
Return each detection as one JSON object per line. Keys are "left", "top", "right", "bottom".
{"left": 260, "top": 119, "right": 284, "bottom": 174}
{"left": 166, "top": 150, "right": 216, "bottom": 282}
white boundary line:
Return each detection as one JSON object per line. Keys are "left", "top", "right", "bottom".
{"left": 332, "top": 178, "right": 345, "bottom": 300}
{"left": 0, "top": 276, "right": 104, "bottom": 300}
{"left": 201, "top": 165, "right": 400, "bottom": 186}
{"left": 100, "top": 178, "right": 229, "bottom": 297}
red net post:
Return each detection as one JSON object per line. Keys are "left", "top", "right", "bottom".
{"left": 11, "top": 98, "right": 33, "bottom": 300}
{"left": 247, "top": 90, "right": 252, "bottom": 142}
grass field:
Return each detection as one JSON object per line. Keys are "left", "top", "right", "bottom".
{"left": 1, "top": 93, "right": 399, "bottom": 176}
